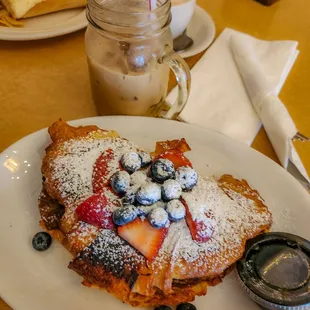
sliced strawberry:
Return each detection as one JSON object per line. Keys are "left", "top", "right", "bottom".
{"left": 118, "top": 218, "right": 168, "bottom": 261}
{"left": 181, "top": 198, "right": 215, "bottom": 243}
{"left": 92, "top": 149, "right": 121, "bottom": 193}
{"left": 75, "top": 193, "right": 115, "bottom": 229}
{"left": 101, "top": 186, "right": 121, "bottom": 207}
{"left": 155, "top": 150, "right": 192, "bottom": 169}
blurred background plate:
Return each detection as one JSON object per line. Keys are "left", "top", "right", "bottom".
{"left": 180, "top": 6, "right": 216, "bottom": 58}
{"left": 0, "top": 8, "right": 87, "bottom": 41}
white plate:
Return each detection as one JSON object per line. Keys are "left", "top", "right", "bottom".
{"left": 0, "top": 8, "right": 87, "bottom": 41}
{"left": 0, "top": 116, "right": 309, "bottom": 310}
{"left": 179, "top": 6, "right": 216, "bottom": 58}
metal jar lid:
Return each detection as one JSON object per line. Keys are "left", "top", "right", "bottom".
{"left": 237, "top": 232, "right": 310, "bottom": 310}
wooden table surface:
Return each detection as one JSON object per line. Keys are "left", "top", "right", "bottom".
{"left": 1, "top": 0, "right": 309, "bottom": 308}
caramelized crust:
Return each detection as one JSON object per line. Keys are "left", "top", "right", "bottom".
{"left": 38, "top": 188, "right": 64, "bottom": 230}
{"left": 152, "top": 138, "right": 191, "bottom": 156}
{"left": 48, "top": 119, "right": 118, "bottom": 144}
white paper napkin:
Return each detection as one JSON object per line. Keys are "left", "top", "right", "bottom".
{"left": 167, "top": 28, "right": 299, "bottom": 145}
{"left": 230, "top": 34, "right": 310, "bottom": 183}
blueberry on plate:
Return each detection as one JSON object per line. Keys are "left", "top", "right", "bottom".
{"left": 138, "top": 151, "right": 152, "bottom": 167}
{"left": 161, "top": 179, "right": 182, "bottom": 201}
{"left": 113, "top": 205, "right": 137, "bottom": 226}
{"left": 175, "top": 166, "right": 198, "bottom": 191}
{"left": 121, "top": 152, "right": 142, "bottom": 173}
{"left": 154, "top": 306, "right": 172, "bottom": 310}
{"left": 32, "top": 232, "right": 52, "bottom": 251}
{"left": 176, "top": 303, "right": 197, "bottom": 310}
{"left": 136, "top": 183, "right": 161, "bottom": 206}
{"left": 166, "top": 199, "right": 185, "bottom": 222}
{"left": 110, "top": 170, "right": 130, "bottom": 194}
{"left": 149, "top": 207, "right": 169, "bottom": 229}
{"left": 151, "top": 159, "right": 175, "bottom": 182}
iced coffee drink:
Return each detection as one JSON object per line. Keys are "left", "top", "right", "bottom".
{"left": 85, "top": 0, "right": 191, "bottom": 118}
{"left": 88, "top": 55, "right": 169, "bottom": 116}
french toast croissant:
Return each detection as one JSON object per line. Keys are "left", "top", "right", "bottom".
{"left": 38, "top": 120, "right": 272, "bottom": 307}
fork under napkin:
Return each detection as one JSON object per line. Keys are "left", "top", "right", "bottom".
{"left": 230, "top": 34, "right": 310, "bottom": 186}
{"left": 167, "top": 28, "right": 309, "bottom": 185}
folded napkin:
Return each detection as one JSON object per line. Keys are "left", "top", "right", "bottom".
{"left": 230, "top": 35, "right": 310, "bottom": 184}
{"left": 167, "top": 28, "right": 310, "bottom": 184}
{"left": 167, "top": 28, "right": 299, "bottom": 145}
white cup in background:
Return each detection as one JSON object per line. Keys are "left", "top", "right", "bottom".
{"left": 170, "top": 0, "right": 196, "bottom": 39}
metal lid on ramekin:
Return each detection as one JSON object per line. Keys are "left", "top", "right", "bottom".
{"left": 237, "top": 232, "right": 310, "bottom": 310}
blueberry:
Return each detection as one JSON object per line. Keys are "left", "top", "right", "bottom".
{"left": 175, "top": 166, "right": 198, "bottom": 191}
{"left": 121, "top": 152, "right": 142, "bottom": 173}
{"left": 149, "top": 207, "right": 169, "bottom": 228}
{"left": 113, "top": 205, "right": 137, "bottom": 226}
{"left": 138, "top": 151, "right": 152, "bottom": 167}
{"left": 154, "top": 306, "right": 172, "bottom": 310}
{"left": 161, "top": 179, "right": 182, "bottom": 201}
{"left": 136, "top": 183, "right": 161, "bottom": 206}
{"left": 176, "top": 303, "right": 197, "bottom": 310}
{"left": 166, "top": 199, "right": 185, "bottom": 222}
{"left": 32, "top": 232, "right": 52, "bottom": 251}
{"left": 110, "top": 171, "right": 130, "bottom": 194}
{"left": 151, "top": 159, "right": 175, "bottom": 182}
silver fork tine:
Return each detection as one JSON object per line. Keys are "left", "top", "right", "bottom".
{"left": 293, "top": 132, "right": 310, "bottom": 142}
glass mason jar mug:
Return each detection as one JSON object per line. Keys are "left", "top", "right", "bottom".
{"left": 85, "top": 0, "right": 191, "bottom": 119}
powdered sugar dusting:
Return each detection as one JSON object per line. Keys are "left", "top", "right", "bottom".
{"left": 162, "top": 179, "right": 182, "bottom": 200}
{"left": 70, "top": 221, "right": 99, "bottom": 240}
{"left": 67, "top": 221, "right": 99, "bottom": 252}
{"left": 121, "top": 152, "right": 141, "bottom": 172}
{"left": 101, "top": 187, "right": 121, "bottom": 211}
{"left": 166, "top": 199, "right": 185, "bottom": 220}
{"left": 49, "top": 137, "right": 138, "bottom": 205}
{"left": 154, "top": 177, "right": 272, "bottom": 270}
{"left": 44, "top": 134, "right": 272, "bottom": 284}
{"left": 111, "top": 171, "right": 130, "bottom": 194}
{"left": 137, "top": 200, "right": 166, "bottom": 217}
{"left": 136, "top": 183, "right": 161, "bottom": 206}
{"left": 149, "top": 207, "right": 169, "bottom": 228}
{"left": 182, "top": 178, "right": 215, "bottom": 223}
{"left": 77, "top": 229, "right": 144, "bottom": 273}
{"left": 130, "top": 170, "right": 148, "bottom": 186}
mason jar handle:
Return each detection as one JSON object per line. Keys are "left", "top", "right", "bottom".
{"left": 159, "top": 51, "right": 191, "bottom": 120}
